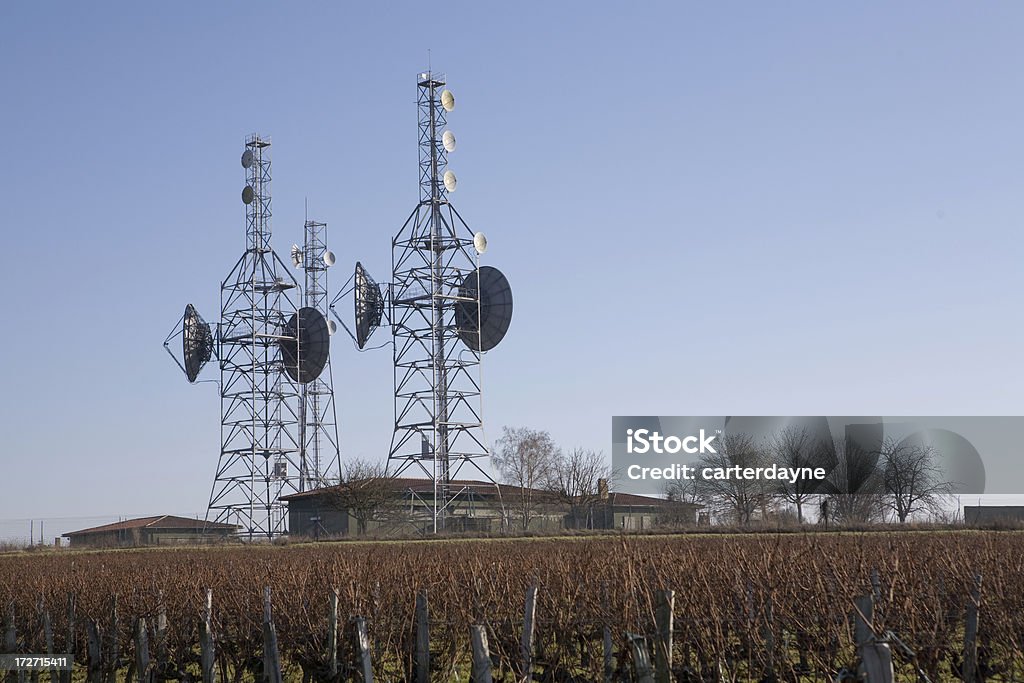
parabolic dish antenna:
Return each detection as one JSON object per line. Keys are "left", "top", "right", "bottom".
{"left": 455, "top": 266, "right": 513, "bottom": 352}
{"left": 242, "top": 185, "right": 255, "bottom": 205}
{"left": 443, "top": 170, "right": 457, "bottom": 193}
{"left": 279, "top": 307, "right": 330, "bottom": 384}
{"left": 327, "top": 319, "right": 337, "bottom": 336}
{"left": 183, "top": 304, "right": 214, "bottom": 383}
{"left": 241, "top": 149, "right": 254, "bottom": 169}
{"left": 323, "top": 250, "right": 336, "bottom": 267}
{"left": 473, "top": 231, "right": 488, "bottom": 254}
{"left": 290, "top": 244, "right": 303, "bottom": 268}
{"left": 441, "top": 89, "right": 455, "bottom": 112}
{"left": 442, "top": 130, "right": 457, "bottom": 153}
{"left": 354, "top": 261, "right": 384, "bottom": 350}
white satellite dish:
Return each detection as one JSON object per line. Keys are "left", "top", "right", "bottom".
{"left": 473, "top": 231, "right": 488, "bottom": 254}
{"left": 241, "top": 149, "right": 253, "bottom": 169}
{"left": 441, "top": 89, "right": 455, "bottom": 112}
{"left": 327, "top": 319, "right": 337, "bottom": 335}
{"left": 442, "top": 130, "right": 457, "bottom": 153}
{"left": 323, "top": 250, "right": 336, "bottom": 267}
{"left": 443, "top": 170, "right": 457, "bottom": 192}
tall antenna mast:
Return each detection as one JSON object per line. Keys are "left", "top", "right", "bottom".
{"left": 386, "top": 70, "right": 513, "bottom": 532}
{"left": 296, "top": 219, "right": 341, "bottom": 487}
{"left": 209, "top": 135, "right": 305, "bottom": 539}
{"left": 166, "top": 135, "right": 337, "bottom": 540}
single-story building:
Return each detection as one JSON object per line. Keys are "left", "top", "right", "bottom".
{"left": 282, "top": 477, "right": 699, "bottom": 537}
{"left": 964, "top": 505, "right": 1024, "bottom": 526}
{"left": 63, "top": 515, "right": 239, "bottom": 548}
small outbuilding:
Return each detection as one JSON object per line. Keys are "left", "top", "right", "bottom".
{"left": 63, "top": 515, "right": 238, "bottom": 548}
{"left": 964, "top": 505, "right": 1024, "bottom": 526}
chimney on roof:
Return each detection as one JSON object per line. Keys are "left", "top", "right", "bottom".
{"left": 598, "top": 478, "right": 609, "bottom": 501}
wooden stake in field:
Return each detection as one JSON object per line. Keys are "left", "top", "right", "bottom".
{"left": 353, "top": 617, "right": 373, "bottom": 683}
{"left": 414, "top": 590, "right": 429, "bottom": 683}
{"left": 520, "top": 585, "right": 538, "bottom": 681}
{"left": 470, "top": 625, "right": 493, "bottom": 683}
{"left": 327, "top": 588, "right": 339, "bottom": 681}
{"left": 133, "top": 618, "right": 150, "bottom": 683}
{"left": 654, "top": 589, "right": 674, "bottom": 683}
{"left": 61, "top": 594, "right": 75, "bottom": 683}
{"left": 262, "top": 588, "right": 282, "bottom": 683}
{"left": 199, "top": 589, "right": 215, "bottom": 683}
{"left": 962, "top": 573, "right": 982, "bottom": 683}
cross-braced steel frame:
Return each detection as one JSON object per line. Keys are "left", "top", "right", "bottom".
{"left": 389, "top": 71, "right": 494, "bottom": 533}
{"left": 299, "top": 219, "right": 341, "bottom": 488}
{"left": 208, "top": 135, "right": 305, "bottom": 540}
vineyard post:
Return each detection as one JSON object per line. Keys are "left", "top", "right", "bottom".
{"left": 41, "top": 600, "right": 57, "bottom": 683}
{"left": 61, "top": 594, "right": 75, "bottom": 683}
{"left": 654, "top": 589, "right": 674, "bottom": 683}
{"left": 353, "top": 617, "right": 373, "bottom": 683}
{"left": 327, "top": 588, "right": 339, "bottom": 681}
{"left": 85, "top": 619, "right": 102, "bottom": 683}
{"left": 133, "top": 618, "right": 150, "bottom": 683}
{"left": 262, "top": 587, "right": 283, "bottom": 683}
{"left": 961, "top": 573, "right": 982, "bottom": 683}
{"left": 154, "top": 595, "right": 167, "bottom": 663}
{"left": 601, "top": 581, "right": 613, "bottom": 683}
{"left": 853, "top": 594, "right": 872, "bottom": 648}
{"left": 519, "top": 584, "right": 538, "bottom": 681}
{"left": 627, "top": 634, "right": 654, "bottom": 683}
{"left": 414, "top": 590, "right": 429, "bottom": 683}
{"left": 199, "top": 588, "right": 215, "bottom": 683}
{"left": 855, "top": 593, "right": 894, "bottom": 683}
{"left": 4, "top": 602, "right": 16, "bottom": 683}
{"left": 107, "top": 595, "right": 118, "bottom": 683}
{"left": 469, "top": 625, "right": 493, "bottom": 683}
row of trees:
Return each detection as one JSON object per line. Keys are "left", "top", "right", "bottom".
{"left": 666, "top": 427, "right": 956, "bottom": 525}
{"left": 491, "top": 426, "right": 611, "bottom": 529}
{"left": 322, "top": 426, "right": 956, "bottom": 534}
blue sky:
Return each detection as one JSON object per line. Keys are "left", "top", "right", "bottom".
{"left": 2, "top": 3, "right": 1023, "bottom": 540}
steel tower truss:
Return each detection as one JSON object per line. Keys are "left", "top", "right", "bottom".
{"left": 389, "top": 71, "right": 493, "bottom": 532}
{"left": 299, "top": 219, "right": 341, "bottom": 488}
{"left": 209, "top": 135, "right": 305, "bottom": 539}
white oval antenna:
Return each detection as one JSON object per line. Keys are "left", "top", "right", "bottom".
{"left": 473, "top": 231, "right": 488, "bottom": 254}
{"left": 442, "top": 130, "right": 457, "bottom": 153}
{"left": 443, "top": 170, "right": 457, "bottom": 193}
{"left": 441, "top": 89, "right": 455, "bottom": 112}
{"left": 241, "top": 149, "right": 254, "bottom": 168}
{"left": 323, "top": 250, "right": 336, "bottom": 267}
{"left": 327, "top": 319, "right": 337, "bottom": 335}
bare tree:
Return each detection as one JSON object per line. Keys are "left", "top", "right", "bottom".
{"left": 325, "top": 458, "right": 397, "bottom": 535}
{"left": 664, "top": 469, "right": 705, "bottom": 506}
{"left": 695, "top": 433, "right": 768, "bottom": 526}
{"left": 663, "top": 470, "right": 707, "bottom": 526}
{"left": 546, "top": 447, "right": 610, "bottom": 529}
{"left": 492, "top": 427, "right": 559, "bottom": 530}
{"left": 769, "top": 427, "right": 833, "bottom": 523}
{"left": 824, "top": 438, "right": 884, "bottom": 525}
{"left": 879, "top": 438, "right": 955, "bottom": 523}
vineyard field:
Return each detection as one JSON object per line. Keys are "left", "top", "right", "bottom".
{"left": 0, "top": 531, "right": 1021, "bottom": 682}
